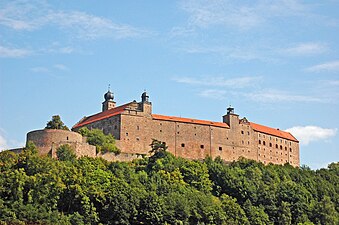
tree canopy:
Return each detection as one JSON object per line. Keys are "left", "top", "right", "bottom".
{"left": 78, "top": 127, "right": 120, "bottom": 154}
{"left": 45, "top": 115, "right": 69, "bottom": 130}
{"left": 0, "top": 140, "right": 338, "bottom": 225}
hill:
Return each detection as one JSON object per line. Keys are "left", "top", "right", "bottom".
{"left": 0, "top": 142, "right": 338, "bottom": 225}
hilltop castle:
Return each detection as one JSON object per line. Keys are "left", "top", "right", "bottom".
{"left": 71, "top": 90, "right": 300, "bottom": 167}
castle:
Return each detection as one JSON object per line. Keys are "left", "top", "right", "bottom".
{"left": 71, "top": 90, "right": 300, "bottom": 167}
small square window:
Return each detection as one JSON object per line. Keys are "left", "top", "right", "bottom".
{"left": 200, "top": 145, "right": 204, "bottom": 149}
{"left": 181, "top": 143, "right": 185, "bottom": 147}
{"left": 219, "top": 146, "right": 222, "bottom": 151}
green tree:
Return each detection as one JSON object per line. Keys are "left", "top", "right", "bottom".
{"left": 313, "top": 196, "right": 338, "bottom": 225}
{"left": 45, "top": 115, "right": 69, "bottom": 130}
{"left": 180, "top": 160, "right": 212, "bottom": 193}
{"left": 24, "top": 140, "right": 38, "bottom": 155}
{"left": 243, "top": 199, "right": 271, "bottom": 225}
{"left": 277, "top": 201, "right": 292, "bottom": 225}
{"left": 220, "top": 194, "right": 249, "bottom": 225}
{"left": 149, "top": 139, "right": 168, "bottom": 154}
{"left": 78, "top": 127, "right": 120, "bottom": 154}
{"left": 56, "top": 144, "right": 76, "bottom": 162}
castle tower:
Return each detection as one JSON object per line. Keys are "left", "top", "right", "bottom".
{"left": 223, "top": 106, "right": 239, "bottom": 128}
{"left": 140, "top": 91, "right": 152, "bottom": 115}
{"left": 102, "top": 88, "right": 116, "bottom": 112}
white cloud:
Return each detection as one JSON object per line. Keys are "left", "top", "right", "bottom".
{"left": 0, "top": 45, "right": 31, "bottom": 58}
{"left": 180, "top": 0, "right": 307, "bottom": 30}
{"left": 0, "top": 1, "right": 151, "bottom": 39}
{"left": 53, "top": 64, "right": 68, "bottom": 71}
{"left": 283, "top": 43, "right": 328, "bottom": 55}
{"left": 45, "top": 11, "right": 149, "bottom": 40}
{"left": 286, "top": 126, "right": 337, "bottom": 145}
{"left": 30, "top": 64, "right": 69, "bottom": 74}
{"left": 306, "top": 60, "right": 339, "bottom": 72}
{"left": 199, "top": 89, "right": 227, "bottom": 99}
{"left": 173, "top": 76, "right": 262, "bottom": 88}
{"left": 58, "top": 47, "right": 74, "bottom": 54}
{"left": 245, "top": 89, "right": 323, "bottom": 103}
{"left": 30, "top": 67, "right": 49, "bottom": 73}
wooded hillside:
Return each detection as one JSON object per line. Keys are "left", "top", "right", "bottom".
{"left": 0, "top": 141, "right": 338, "bottom": 225}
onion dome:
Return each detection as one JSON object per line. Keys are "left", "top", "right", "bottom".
{"left": 104, "top": 90, "right": 114, "bottom": 101}
{"left": 141, "top": 91, "right": 149, "bottom": 102}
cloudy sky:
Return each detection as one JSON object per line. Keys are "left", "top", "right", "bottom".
{"left": 0, "top": 0, "right": 338, "bottom": 169}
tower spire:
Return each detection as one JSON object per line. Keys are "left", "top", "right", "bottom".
{"left": 102, "top": 87, "right": 116, "bottom": 112}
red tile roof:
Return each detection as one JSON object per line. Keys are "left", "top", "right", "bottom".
{"left": 72, "top": 102, "right": 131, "bottom": 129}
{"left": 250, "top": 122, "right": 298, "bottom": 142}
{"left": 72, "top": 102, "right": 297, "bottom": 143}
{"left": 152, "top": 114, "right": 229, "bottom": 128}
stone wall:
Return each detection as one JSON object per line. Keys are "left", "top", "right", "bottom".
{"left": 73, "top": 101, "right": 300, "bottom": 167}
{"left": 27, "top": 129, "right": 96, "bottom": 158}
{"left": 256, "top": 132, "right": 299, "bottom": 167}
{"left": 97, "top": 152, "right": 144, "bottom": 162}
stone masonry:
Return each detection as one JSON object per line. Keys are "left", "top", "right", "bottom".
{"left": 72, "top": 91, "right": 300, "bottom": 167}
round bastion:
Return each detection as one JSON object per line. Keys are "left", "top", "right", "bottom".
{"left": 27, "top": 129, "right": 83, "bottom": 156}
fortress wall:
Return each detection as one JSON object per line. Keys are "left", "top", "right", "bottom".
{"left": 256, "top": 131, "right": 299, "bottom": 167}
{"left": 231, "top": 123, "right": 258, "bottom": 162}
{"left": 173, "top": 122, "right": 212, "bottom": 160}
{"left": 72, "top": 105, "right": 300, "bottom": 167}
{"left": 97, "top": 152, "right": 144, "bottom": 162}
{"left": 49, "top": 141, "right": 96, "bottom": 158}
{"left": 210, "top": 126, "right": 233, "bottom": 161}
{"left": 27, "top": 129, "right": 96, "bottom": 158}
{"left": 119, "top": 114, "right": 154, "bottom": 155}
{"left": 74, "top": 115, "right": 121, "bottom": 140}
{"left": 27, "top": 129, "right": 83, "bottom": 156}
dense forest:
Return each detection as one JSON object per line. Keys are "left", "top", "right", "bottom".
{"left": 0, "top": 140, "right": 338, "bottom": 225}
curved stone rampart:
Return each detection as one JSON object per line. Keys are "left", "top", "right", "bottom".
{"left": 26, "top": 129, "right": 92, "bottom": 156}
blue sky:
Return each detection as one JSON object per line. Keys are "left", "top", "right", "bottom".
{"left": 0, "top": 0, "right": 338, "bottom": 169}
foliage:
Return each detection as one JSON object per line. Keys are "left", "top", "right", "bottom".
{"left": 56, "top": 144, "right": 77, "bottom": 162}
{"left": 78, "top": 127, "right": 120, "bottom": 154}
{"left": 0, "top": 139, "right": 338, "bottom": 224}
{"left": 45, "top": 115, "right": 69, "bottom": 130}
{"left": 149, "top": 139, "right": 168, "bottom": 154}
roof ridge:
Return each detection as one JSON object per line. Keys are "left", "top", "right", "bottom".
{"left": 72, "top": 102, "right": 133, "bottom": 129}
{"left": 249, "top": 122, "right": 298, "bottom": 142}
{"left": 152, "top": 114, "right": 229, "bottom": 128}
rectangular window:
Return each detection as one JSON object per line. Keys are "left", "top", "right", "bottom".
{"left": 181, "top": 143, "right": 185, "bottom": 147}
{"left": 200, "top": 145, "right": 204, "bottom": 149}
{"left": 219, "top": 146, "right": 222, "bottom": 151}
